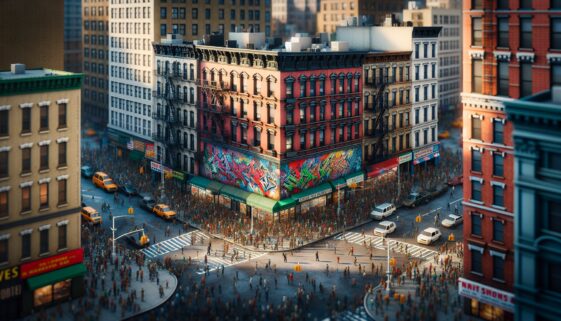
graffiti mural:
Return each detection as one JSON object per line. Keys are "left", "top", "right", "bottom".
{"left": 281, "top": 147, "right": 362, "bottom": 197}
{"left": 202, "top": 145, "right": 281, "bottom": 199}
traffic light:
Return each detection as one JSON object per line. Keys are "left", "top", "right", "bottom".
{"left": 389, "top": 257, "right": 396, "bottom": 267}
{"left": 448, "top": 233, "right": 455, "bottom": 242}
{"left": 415, "top": 215, "right": 422, "bottom": 223}
{"left": 128, "top": 206, "right": 134, "bottom": 215}
{"left": 294, "top": 264, "right": 302, "bottom": 272}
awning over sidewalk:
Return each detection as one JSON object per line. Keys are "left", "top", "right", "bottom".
{"left": 331, "top": 171, "right": 366, "bottom": 189}
{"left": 189, "top": 176, "right": 224, "bottom": 194}
{"left": 220, "top": 185, "right": 252, "bottom": 203}
{"left": 367, "top": 158, "right": 398, "bottom": 178}
{"left": 291, "top": 183, "right": 333, "bottom": 203}
{"left": 246, "top": 194, "right": 278, "bottom": 213}
{"left": 27, "top": 263, "right": 87, "bottom": 290}
{"left": 276, "top": 197, "right": 297, "bottom": 211}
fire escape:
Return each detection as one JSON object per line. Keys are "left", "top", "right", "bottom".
{"left": 198, "top": 73, "right": 229, "bottom": 145}
{"left": 371, "top": 82, "right": 388, "bottom": 162}
{"left": 153, "top": 66, "right": 182, "bottom": 169}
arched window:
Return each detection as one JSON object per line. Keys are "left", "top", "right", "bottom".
{"left": 165, "top": 61, "right": 170, "bottom": 74}
{"left": 189, "top": 87, "right": 195, "bottom": 104}
{"left": 183, "top": 86, "right": 188, "bottom": 102}
{"left": 183, "top": 63, "right": 187, "bottom": 80}
{"left": 189, "top": 64, "right": 194, "bottom": 80}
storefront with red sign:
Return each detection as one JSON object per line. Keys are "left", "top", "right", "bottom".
{"left": 20, "top": 248, "right": 86, "bottom": 315}
{"left": 458, "top": 277, "right": 514, "bottom": 321}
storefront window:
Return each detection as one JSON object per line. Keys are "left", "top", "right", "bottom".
{"left": 300, "top": 196, "right": 327, "bottom": 213}
{"left": 33, "top": 285, "right": 53, "bottom": 307}
{"left": 53, "top": 279, "right": 71, "bottom": 301}
{"left": 470, "top": 299, "right": 505, "bottom": 321}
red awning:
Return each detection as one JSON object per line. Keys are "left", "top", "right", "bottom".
{"left": 367, "top": 157, "right": 399, "bottom": 178}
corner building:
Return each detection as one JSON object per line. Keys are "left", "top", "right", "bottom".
{"left": 0, "top": 65, "right": 84, "bottom": 320}
{"left": 460, "top": 1, "right": 561, "bottom": 320}
{"left": 193, "top": 33, "right": 366, "bottom": 220}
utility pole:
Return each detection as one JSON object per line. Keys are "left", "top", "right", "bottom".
{"left": 386, "top": 242, "right": 391, "bottom": 293}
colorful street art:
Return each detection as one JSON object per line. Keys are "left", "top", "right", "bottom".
{"left": 202, "top": 145, "right": 281, "bottom": 199}
{"left": 280, "top": 147, "right": 362, "bottom": 197}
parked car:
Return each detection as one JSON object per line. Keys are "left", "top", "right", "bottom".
{"left": 81, "top": 165, "right": 95, "bottom": 178}
{"left": 441, "top": 214, "right": 463, "bottom": 228}
{"left": 370, "top": 203, "right": 396, "bottom": 220}
{"left": 81, "top": 206, "right": 102, "bottom": 225}
{"left": 126, "top": 231, "right": 150, "bottom": 248}
{"left": 447, "top": 175, "right": 463, "bottom": 186}
{"left": 417, "top": 227, "right": 442, "bottom": 245}
{"left": 403, "top": 191, "right": 431, "bottom": 208}
{"left": 373, "top": 221, "right": 397, "bottom": 237}
{"left": 92, "top": 172, "right": 118, "bottom": 192}
{"left": 153, "top": 204, "right": 176, "bottom": 220}
{"left": 139, "top": 195, "right": 156, "bottom": 212}
{"left": 118, "top": 184, "right": 138, "bottom": 196}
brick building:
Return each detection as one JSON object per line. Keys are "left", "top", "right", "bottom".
{"left": 192, "top": 33, "right": 366, "bottom": 220}
{"left": 460, "top": 1, "right": 561, "bottom": 320}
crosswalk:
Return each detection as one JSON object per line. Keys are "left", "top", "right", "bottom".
{"left": 335, "top": 232, "right": 438, "bottom": 261}
{"left": 194, "top": 247, "right": 266, "bottom": 275}
{"left": 335, "top": 307, "right": 371, "bottom": 321}
{"left": 141, "top": 231, "right": 209, "bottom": 258}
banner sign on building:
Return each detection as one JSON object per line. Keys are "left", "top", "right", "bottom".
{"left": 145, "top": 143, "right": 155, "bottom": 159}
{"left": 172, "top": 171, "right": 185, "bottom": 181}
{"left": 20, "top": 248, "right": 84, "bottom": 279}
{"left": 399, "top": 152, "right": 413, "bottom": 164}
{"left": 126, "top": 139, "right": 133, "bottom": 151}
{"left": 0, "top": 266, "right": 21, "bottom": 301}
{"left": 458, "top": 277, "right": 515, "bottom": 312}
{"left": 413, "top": 143, "right": 440, "bottom": 165}
{"left": 133, "top": 140, "right": 145, "bottom": 152}
{"left": 150, "top": 161, "right": 171, "bottom": 174}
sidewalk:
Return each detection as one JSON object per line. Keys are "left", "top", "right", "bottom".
{"left": 20, "top": 253, "right": 177, "bottom": 321}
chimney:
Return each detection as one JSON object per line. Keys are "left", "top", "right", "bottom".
{"left": 11, "top": 63, "right": 25, "bottom": 75}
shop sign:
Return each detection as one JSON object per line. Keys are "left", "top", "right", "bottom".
{"left": 458, "top": 277, "right": 515, "bottom": 312}
{"left": 398, "top": 152, "right": 412, "bottom": 164}
{"left": 346, "top": 174, "right": 364, "bottom": 186}
{"left": 413, "top": 143, "right": 440, "bottom": 165}
{"left": 133, "top": 140, "right": 145, "bottom": 152}
{"left": 150, "top": 161, "right": 171, "bottom": 174}
{"left": 172, "top": 171, "right": 185, "bottom": 180}
{"left": 0, "top": 266, "right": 21, "bottom": 301}
{"left": 126, "top": 139, "right": 134, "bottom": 151}
{"left": 145, "top": 143, "right": 155, "bottom": 159}
{"left": 367, "top": 157, "right": 398, "bottom": 178}
{"left": 298, "top": 189, "right": 331, "bottom": 202}
{"left": 21, "top": 248, "right": 84, "bottom": 279}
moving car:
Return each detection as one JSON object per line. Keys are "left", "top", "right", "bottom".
{"left": 373, "top": 221, "right": 397, "bottom": 237}
{"left": 81, "top": 165, "right": 95, "bottom": 178}
{"left": 370, "top": 203, "right": 396, "bottom": 220}
{"left": 417, "top": 227, "right": 442, "bottom": 245}
{"left": 139, "top": 195, "right": 156, "bottom": 212}
{"left": 441, "top": 214, "right": 463, "bottom": 228}
{"left": 81, "top": 206, "right": 102, "bottom": 225}
{"left": 153, "top": 204, "right": 176, "bottom": 220}
{"left": 92, "top": 172, "right": 118, "bottom": 192}
{"left": 118, "top": 184, "right": 138, "bottom": 196}
{"left": 403, "top": 191, "right": 431, "bottom": 208}
{"left": 447, "top": 175, "right": 463, "bottom": 186}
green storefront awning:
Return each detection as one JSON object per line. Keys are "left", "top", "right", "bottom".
{"left": 27, "top": 263, "right": 87, "bottom": 290}
{"left": 246, "top": 194, "right": 279, "bottom": 213}
{"left": 291, "top": 183, "right": 333, "bottom": 203}
{"left": 220, "top": 185, "right": 252, "bottom": 203}
{"left": 189, "top": 176, "right": 224, "bottom": 194}
{"left": 128, "top": 150, "right": 144, "bottom": 161}
{"left": 330, "top": 171, "right": 365, "bottom": 190}
{"left": 330, "top": 177, "right": 347, "bottom": 190}
{"left": 276, "top": 197, "right": 297, "bottom": 211}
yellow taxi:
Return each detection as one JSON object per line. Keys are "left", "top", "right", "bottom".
{"left": 92, "top": 172, "right": 118, "bottom": 192}
{"left": 152, "top": 204, "right": 176, "bottom": 220}
{"left": 81, "top": 206, "right": 102, "bottom": 224}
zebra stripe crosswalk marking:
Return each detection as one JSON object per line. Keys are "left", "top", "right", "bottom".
{"left": 335, "top": 232, "right": 438, "bottom": 261}
{"left": 141, "top": 230, "right": 208, "bottom": 258}
{"left": 195, "top": 245, "right": 266, "bottom": 275}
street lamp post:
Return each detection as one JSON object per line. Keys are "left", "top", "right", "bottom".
{"left": 386, "top": 241, "right": 391, "bottom": 293}
{"left": 337, "top": 188, "right": 341, "bottom": 217}
{"left": 111, "top": 214, "right": 135, "bottom": 258}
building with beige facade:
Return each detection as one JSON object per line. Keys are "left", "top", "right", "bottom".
{"left": 0, "top": 0, "right": 64, "bottom": 70}
{"left": 317, "top": 0, "right": 404, "bottom": 34}
{"left": 271, "top": 0, "right": 319, "bottom": 39}
{"left": 0, "top": 64, "right": 83, "bottom": 319}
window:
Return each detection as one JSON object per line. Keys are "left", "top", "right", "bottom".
{"left": 0, "top": 239, "right": 7, "bottom": 264}
{"left": 472, "top": 0, "right": 483, "bottom": 9}
{"left": 497, "top": 62, "right": 509, "bottom": 96}
{"left": 40, "top": 183, "right": 49, "bottom": 208}
{"left": 286, "top": 135, "right": 293, "bottom": 151}
{"left": 520, "top": 18, "right": 532, "bottom": 49}
{"left": 493, "top": 154, "right": 504, "bottom": 176}
{"left": 472, "top": 60, "right": 483, "bottom": 93}
{"left": 472, "top": 149, "right": 482, "bottom": 172}
{"left": 309, "top": 132, "right": 315, "bottom": 148}
{"left": 58, "top": 179, "right": 67, "bottom": 205}
{"left": 497, "top": 18, "right": 509, "bottom": 48}
{"left": 21, "top": 233, "right": 31, "bottom": 259}
{"left": 497, "top": 0, "right": 509, "bottom": 9}
{"left": 267, "top": 104, "right": 275, "bottom": 123}
{"left": 493, "top": 185, "right": 504, "bottom": 207}
{"left": 415, "top": 131, "right": 419, "bottom": 147}
{"left": 160, "top": 7, "right": 167, "bottom": 19}
{"left": 553, "top": 65, "right": 561, "bottom": 87}
{"left": 472, "top": 116, "right": 481, "bottom": 139}
{"left": 546, "top": 200, "right": 561, "bottom": 233}
{"left": 22, "top": 186, "right": 31, "bottom": 212}
{"left": 160, "top": 24, "right": 167, "bottom": 36}
{"left": 40, "top": 229, "right": 49, "bottom": 254}
{"left": 552, "top": 18, "right": 561, "bottom": 50}
{"left": 22, "top": 108, "right": 31, "bottom": 133}
{"left": 415, "top": 65, "right": 419, "bottom": 80}
{"left": 472, "top": 213, "right": 482, "bottom": 235}
{"left": 299, "top": 108, "right": 305, "bottom": 123}
{"left": 471, "top": 249, "right": 482, "bottom": 274}
{"left": 493, "top": 256, "right": 505, "bottom": 280}
{"left": 415, "top": 43, "right": 419, "bottom": 59}
{"left": 319, "top": 130, "right": 325, "bottom": 146}
{"left": 285, "top": 79, "right": 294, "bottom": 97}
{"left": 58, "top": 103, "right": 67, "bottom": 128}
{"left": 253, "top": 128, "right": 260, "bottom": 146}
{"left": 192, "top": 24, "right": 198, "bottom": 35}
{"left": 267, "top": 132, "right": 274, "bottom": 150}
{"left": 493, "top": 220, "right": 504, "bottom": 242}
{"left": 472, "top": 18, "right": 483, "bottom": 46}
{"left": 472, "top": 180, "right": 482, "bottom": 201}
{"left": 58, "top": 142, "right": 67, "bottom": 167}
{"left": 192, "top": 8, "right": 198, "bottom": 19}
{"left": 22, "top": 148, "right": 31, "bottom": 174}
{"left": 520, "top": 0, "right": 532, "bottom": 9}
{"left": 541, "top": 261, "right": 561, "bottom": 295}
{"left": 254, "top": 103, "right": 261, "bottom": 121}
{"left": 0, "top": 190, "right": 7, "bottom": 219}
{"left": 493, "top": 119, "right": 504, "bottom": 144}
{"left": 520, "top": 63, "right": 533, "bottom": 97}
{"left": 300, "top": 132, "right": 305, "bottom": 149}
{"left": 40, "top": 145, "right": 49, "bottom": 170}
{"left": 40, "top": 105, "right": 49, "bottom": 131}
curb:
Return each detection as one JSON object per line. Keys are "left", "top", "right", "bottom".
{"left": 122, "top": 270, "right": 178, "bottom": 321}
{"left": 363, "top": 285, "right": 382, "bottom": 321}
{"left": 178, "top": 217, "right": 375, "bottom": 254}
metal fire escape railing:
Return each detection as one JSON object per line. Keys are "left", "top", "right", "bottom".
{"left": 153, "top": 69, "right": 182, "bottom": 169}
{"left": 372, "top": 82, "right": 388, "bottom": 162}
{"left": 198, "top": 78, "right": 230, "bottom": 144}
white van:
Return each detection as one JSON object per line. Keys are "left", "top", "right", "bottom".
{"left": 370, "top": 203, "right": 396, "bottom": 220}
